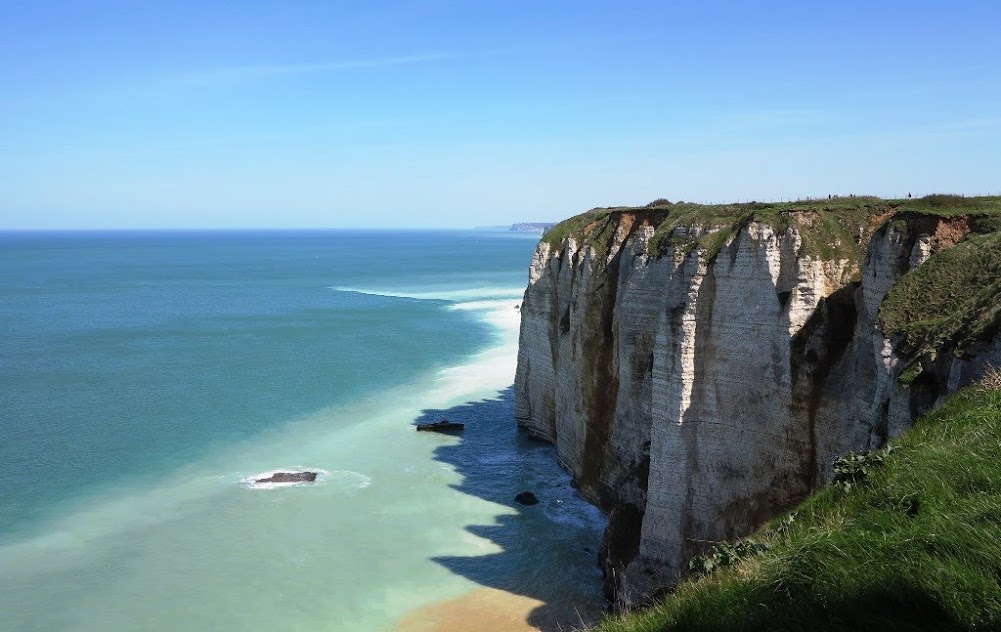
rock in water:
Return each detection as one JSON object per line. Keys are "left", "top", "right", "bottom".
{"left": 415, "top": 420, "right": 465, "bottom": 433}
{"left": 255, "top": 471, "right": 317, "bottom": 484}
{"left": 515, "top": 491, "right": 539, "bottom": 505}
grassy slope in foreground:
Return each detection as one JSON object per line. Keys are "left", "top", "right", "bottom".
{"left": 594, "top": 383, "right": 1001, "bottom": 632}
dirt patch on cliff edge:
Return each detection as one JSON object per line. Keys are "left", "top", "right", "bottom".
{"left": 616, "top": 213, "right": 636, "bottom": 239}
{"left": 933, "top": 216, "right": 970, "bottom": 249}
{"left": 869, "top": 208, "right": 897, "bottom": 233}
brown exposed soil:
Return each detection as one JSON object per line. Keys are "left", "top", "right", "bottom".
{"left": 617, "top": 213, "right": 636, "bottom": 239}
{"left": 869, "top": 207, "right": 898, "bottom": 233}
{"left": 932, "top": 216, "right": 970, "bottom": 249}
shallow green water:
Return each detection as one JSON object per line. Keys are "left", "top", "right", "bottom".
{"left": 0, "top": 230, "right": 604, "bottom": 631}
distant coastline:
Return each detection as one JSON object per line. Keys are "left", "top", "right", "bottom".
{"left": 476, "top": 223, "right": 558, "bottom": 234}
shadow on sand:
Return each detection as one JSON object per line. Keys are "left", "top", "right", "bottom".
{"left": 413, "top": 387, "right": 607, "bottom": 630}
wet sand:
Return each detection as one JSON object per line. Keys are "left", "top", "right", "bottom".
{"left": 397, "top": 587, "right": 593, "bottom": 632}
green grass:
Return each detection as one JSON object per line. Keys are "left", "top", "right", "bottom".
{"left": 591, "top": 383, "right": 1001, "bottom": 632}
{"left": 541, "top": 195, "right": 1001, "bottom": 266}
{"left": 896, "top": 194, "right": 1001, "bottom": 217}
{"left": 879, "top": 231, "right": 1001, "bottom": 356}
{"left": 542, "top": 208, "right": 619, "bottom": 254}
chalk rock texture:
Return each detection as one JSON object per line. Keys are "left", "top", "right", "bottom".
{"left": 514, "top": 208, "right": 1000, "bottom": 609}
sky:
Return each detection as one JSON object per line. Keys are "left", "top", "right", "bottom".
{"left": 1, "top": 1, "right": 999, "bottom": 229}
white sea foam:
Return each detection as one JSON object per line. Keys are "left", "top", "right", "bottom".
{"left": 332, "top": 286, "right": 524, "bottom": 302}
{"left": 448, "top": 298, "right": 521, "bottom": 311}
{"left": 543, "top": 500, "right": 608, "bottom": 531}
{"left": 334, "top": 286, "right": 525, "bottom": 356}
{"left": 430, "top": 308, "right": 520, "bottom": 399}
{"left": 329, "top": 283, "right": 527, "bottom": 403}
{"left": 241, "top": 467, "right": 331, "bottom": 490}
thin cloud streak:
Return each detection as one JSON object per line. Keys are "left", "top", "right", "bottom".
{"left": 170, "top": 42, "right": 578, "bottom": 88}
{"left": 175, "top": 52, "right": 454, "bottom": 85}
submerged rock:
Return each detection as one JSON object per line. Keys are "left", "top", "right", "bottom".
{"left": 416, "top": 420, "right": 465, "bottom": 433}
{"left": 255, "top": 471, "right": 317, "bottom": 484}
{"left": 514, "top": 491, "right": 539, "bottom": 505}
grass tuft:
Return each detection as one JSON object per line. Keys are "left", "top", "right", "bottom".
{"left": 982, "top": 366, "right": 1001, "bottom": 391}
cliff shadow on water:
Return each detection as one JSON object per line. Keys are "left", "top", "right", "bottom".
{"left": 414, "top": 387, "right": 607, "bottom": 630}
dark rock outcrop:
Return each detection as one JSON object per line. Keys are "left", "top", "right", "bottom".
{"left": 515, "top": 491, "right": 540, "bottom": 505}
{"left": 255, "top": 471, "right": 317, "bottom": 484}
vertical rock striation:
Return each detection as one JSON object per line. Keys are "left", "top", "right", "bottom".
{"left": 514, "top": 202, "right": 1001, "bottom": 608}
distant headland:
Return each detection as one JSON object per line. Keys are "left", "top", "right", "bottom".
{"left": 475, "top": 223, "right": 558, "bottom": 234}
{"left": 508, "top": 222, "right": 557, "bottom": 234}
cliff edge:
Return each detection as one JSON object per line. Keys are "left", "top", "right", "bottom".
{"left": 513, "top": 195, "right": 1001, "bottom": 608}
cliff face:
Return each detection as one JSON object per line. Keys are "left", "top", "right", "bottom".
{"left": 514, "top": 200, "right": 1001, "bottom": 608}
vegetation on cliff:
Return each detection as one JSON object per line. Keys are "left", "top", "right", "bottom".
{"left": 592, "top": 378, "right": 1001, "bottom": 631}
{"left": 879, "top": 230, "right": 1001, "bottom": 357}
{"left": 542, "top": 195, "right": 1001, "bottom": 265}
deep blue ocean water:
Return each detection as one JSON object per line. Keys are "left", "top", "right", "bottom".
{"left": 0, "top": 230, "right": 604, "bottom": 632}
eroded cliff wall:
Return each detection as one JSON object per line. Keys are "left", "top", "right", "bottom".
{"left": 514, "top": 200, "right": 1001, "bottom": 608}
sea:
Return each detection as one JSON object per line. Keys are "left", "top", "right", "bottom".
{"left": 0, "top": 230, "right": 605, "bottom": 632}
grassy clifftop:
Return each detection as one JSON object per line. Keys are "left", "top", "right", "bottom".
{"left": 543, "top": 193, "right": 1001, "bottom": 361}
{"left": 542, "top": 195, "right": 1001, "bottom": 264}
{"left": 593, "top": 379, "right": 1001, "bottom": 631}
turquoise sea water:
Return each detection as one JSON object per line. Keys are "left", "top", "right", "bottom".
{"left": 0, "top": 230, "right": 604, "bottom": 631}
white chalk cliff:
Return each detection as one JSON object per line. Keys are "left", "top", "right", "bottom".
{"left": 514, "top": 205, "right": 1001, "bottom": 608}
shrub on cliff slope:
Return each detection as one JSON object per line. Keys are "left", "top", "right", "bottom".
{"left": 592, "top": 382, "right": 1001, "bottom": 632}
{"left": 879, "top": 231, "right": 1001, "bottom": 356}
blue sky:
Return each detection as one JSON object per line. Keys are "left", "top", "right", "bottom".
{"left": 1, "top": 1, "right": 999, "bottom": 229}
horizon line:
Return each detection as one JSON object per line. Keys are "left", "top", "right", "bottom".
{"left": 0, "top": 226, "right": 554, "bottom": 233}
